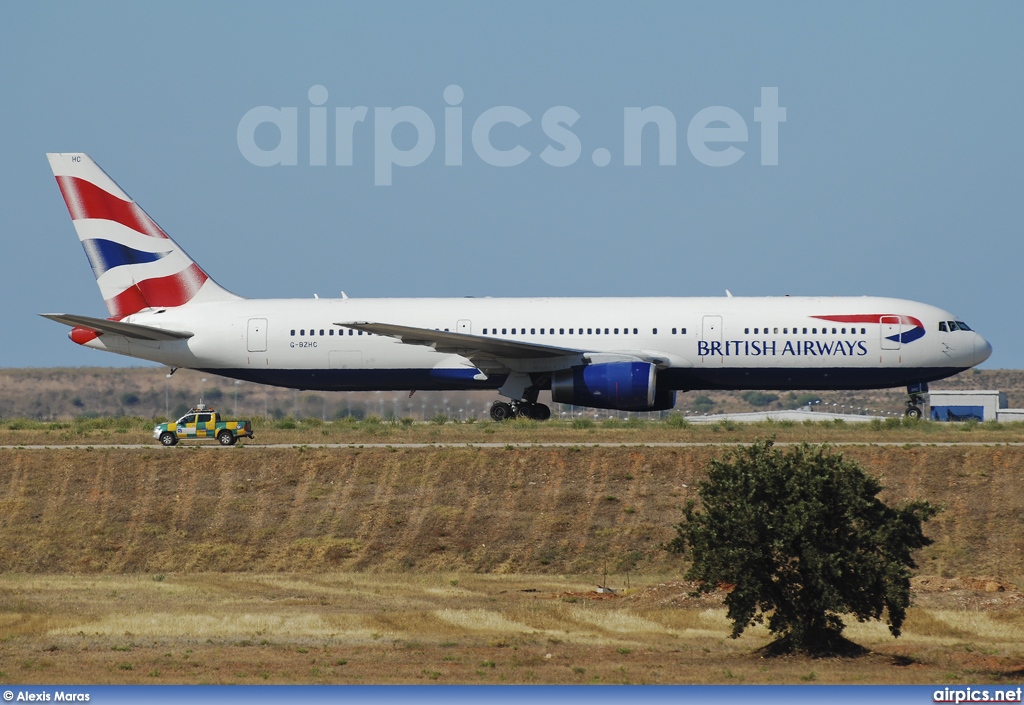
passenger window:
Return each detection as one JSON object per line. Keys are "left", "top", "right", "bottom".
{"left": 531, "top": 328, "right": 536, "bottom": 334}
{"left": 588, "top": 328, "right": 592, "bottom": 334}
{"left": 300, "top": 329, "right": 305, "bottom": 336}
{"left": 773, "top": 328, "right": 778, "bottom": 334}
{"left": 672, "top": 328, "right": 677, "bottom": 334}
{"left": 290, "top": 329, "right": 295, "bottom": 336}
{"left": 502, "top": 328, "right": 507, "bottom": 334}
{"left": 652, "top": 328, "right": 658, "bottom": 335}
{"left": 841, "top": 328, "right": 846, "bottom": 334}
{"left": 595, "top": 328, "right": 600, "bottom": 335}
{"left": 320, "top": 329, "right": 324, "bottom": 336}
{"left": 783, "top": 328, "right": 788, "bottom": 334}
{"left": 560, "top": 328, "right": 564, "bottom": 334}
{"left": 681, "top": 328, "right": 686, "bottom": 334}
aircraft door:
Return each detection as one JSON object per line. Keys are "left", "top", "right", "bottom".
{"left": 457, "top": 319, "right": 472, "bottom": 334}
{"left": 247, "top": 318, "right": 268, "bottom": 352}
{"left": 880, "top": 316, "right": 901, "bottom": 350}
{"left": 701, "top": 315, "right": 723, "bottom": 362}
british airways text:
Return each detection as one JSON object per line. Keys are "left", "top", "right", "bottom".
{"left": 698, "top": 340, "right": 869, "bottom": 357}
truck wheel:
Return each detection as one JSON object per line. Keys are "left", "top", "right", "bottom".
{"left": 159, "top": 432, "right": 178, "bottom": 446}
{"left": 217, "top": 430, "right": 237, "bottom": 446}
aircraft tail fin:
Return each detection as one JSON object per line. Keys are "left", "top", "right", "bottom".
{"left": 46, "top": 153, "right": 240, "bottom": 318}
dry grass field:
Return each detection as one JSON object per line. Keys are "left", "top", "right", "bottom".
{"left": 2, "top": 573, "right": 1023, "bottom": 685}
{"left": 1, "top": 443, "right": 1023, "bottom": 684}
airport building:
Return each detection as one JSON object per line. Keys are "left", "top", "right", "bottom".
{"left": 927, "top": 389, "right": 1024, "bottom": 422}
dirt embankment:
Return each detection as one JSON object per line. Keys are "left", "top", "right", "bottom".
{"left": 1, "top": 446, "right": 1021, "bottom": 578}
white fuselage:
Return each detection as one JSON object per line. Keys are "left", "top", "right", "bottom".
{"left": 76, "top": 295, "right": 991, "bottom": 393}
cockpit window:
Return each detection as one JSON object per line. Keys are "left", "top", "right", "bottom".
{"left": 938, "top": 322, "right": 948, "bottom": 332}
{"left": 942, "top": 321, "right": 973, "bottom": 332}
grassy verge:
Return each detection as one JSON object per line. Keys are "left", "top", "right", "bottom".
{"left": 2, "top": 415, "right": 1024, "bottom": 446}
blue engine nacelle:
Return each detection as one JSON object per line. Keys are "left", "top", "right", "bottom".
{"left": 551, "top": 362, "right": 674, "bottom": 411}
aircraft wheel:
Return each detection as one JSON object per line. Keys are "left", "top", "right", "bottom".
{"left": 490, "top": 402, "right": 514, "bottom": 422}
{"left": 532, "top": 404, "right": 551, "bottom": 421}
{"left": 217, "top": 430, "right": 237, "bottom": 445}
{"left": 904, "top": 406, "right": 922, "bottom": 419}
{"left": 159, "top": 432, "right": 178, "bottom": 446}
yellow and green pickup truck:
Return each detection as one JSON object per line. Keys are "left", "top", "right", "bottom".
{"left": 153, "top": 404, "right": 254, "bottom": 446}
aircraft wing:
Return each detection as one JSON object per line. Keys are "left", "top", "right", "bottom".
{"left": 40, "top": 313, "right": 194, "bottom": 341}
{"left": 337, "top": 321, "right": 677, "bottom": 373}
{"left": 337, "top": 321, "right": 581, "bottom": 359}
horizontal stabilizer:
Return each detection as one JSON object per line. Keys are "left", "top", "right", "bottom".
{"left": 40, "top": 313, "right": 193, "bottom": 341}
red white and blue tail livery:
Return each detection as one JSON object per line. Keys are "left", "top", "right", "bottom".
{"left": 41, "top": 153, "right": 992, "bottom": 419}
{"left": 46, "top": 153, "right": 238, "bottom": 319}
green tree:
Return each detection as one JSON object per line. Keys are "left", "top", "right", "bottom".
{"left": 691, "top": 395, "right": 715, "bottom": 413}
{"left": 783, "top": 393, "right": 822, "bottom": 409}
{"left": 666, "top": 439, "right": 938, "bottom": 654}
{"left": 740, "top": 391, "right": 779, "bottom": 407}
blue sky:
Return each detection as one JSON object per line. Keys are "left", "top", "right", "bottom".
{"left": 1, "top": 2, "right": 1021, "bottom": 368}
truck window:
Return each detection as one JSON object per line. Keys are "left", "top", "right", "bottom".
{"left": 180, "top": 415, "right": 196, "bottom": 425}
{"left": 197, "top": 414, "right": 213, "bottom": 424}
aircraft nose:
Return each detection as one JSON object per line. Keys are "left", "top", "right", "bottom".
{"left": 975, "top": 334, "right": 993, "bottom": 366}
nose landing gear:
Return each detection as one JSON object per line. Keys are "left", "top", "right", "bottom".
{"left": 904, "top": 382, "right": 928, "bottom": 419}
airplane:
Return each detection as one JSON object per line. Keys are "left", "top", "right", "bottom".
{"left": 41, "top": 153, "right": 992, "bottom": 421}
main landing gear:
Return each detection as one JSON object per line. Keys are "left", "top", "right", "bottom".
{"left": 490, "top": 400, "right": 551, "bottom": 421}
{"left": 904, "top": 382, "right": 929, "bottom": 419}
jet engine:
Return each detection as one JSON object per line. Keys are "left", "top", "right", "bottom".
{"left": 550, "top": 361, "right": 675, "bottom": 411}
